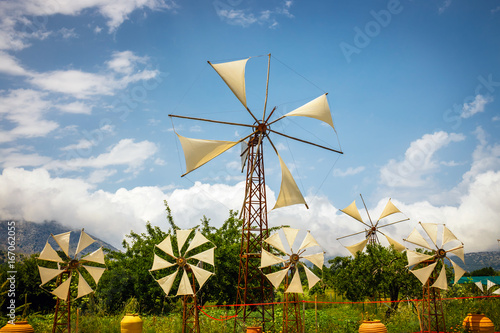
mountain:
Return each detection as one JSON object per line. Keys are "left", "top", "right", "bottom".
{"left": 464, "top": 251, "right": 500, "bottom": 272}
{"left": 0, "top": 219, "right": 119, "bottom": 258}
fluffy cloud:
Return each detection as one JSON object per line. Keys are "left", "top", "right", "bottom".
{"left": 215, "top": 0, "right": 294, "bottom": 28}
{"left": 461, "top": 94, "right": 493, "bottom": 119}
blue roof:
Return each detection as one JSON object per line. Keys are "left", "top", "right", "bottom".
{"left": 457, "top": 276, "right": 500, "bottom": 284}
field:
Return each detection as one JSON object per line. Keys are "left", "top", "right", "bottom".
{"left": 2, "top": 295, "right": 499, "bottom": 333}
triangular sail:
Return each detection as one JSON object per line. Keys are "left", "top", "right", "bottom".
{"left": 185, "top": 231, "right": 211, "bottom": 254}
{"left": 190, "top": 264, "right": 213, "bottom": 290}
{"left": 157, "top": 235, "right": 175, "bottom": 258}
{"left": 77, "top": 272, "right": 93, "bottom": 299}
{"left": 52, "top": 276, "right": 71, "bottom": 300}
{"left": 442, "top": 225, "right": 460, "bottom": 246}
{"left": 449, "top": 258, "right": 465, "bottom": 284}
{"left": 39, "top": 242, "right": 63, "bottom": 262}
{"left": 150, "top": 254, "right": 176, "bottom": 271}
{"left": 260, "top": 248, "right": 286, "bottom": 269}
{"left": 209, "top": 58, "right": 249, "bottom": 108}
{"left": 285, "top": 269, "right": 303, "bottom": 294}
{"left": 340, "top": 201, "right": 364, "bottom": 223}
{"left": 272, "top": 154, "right": 307, "bottom": 210}
{"left": 52, "top": 231, "right": 71, "bottom": 257}
{"left": 406, "top": 250, "right": 435, "bottom": 267}
{"left": 410, "top": 262, "right": 437, "bottom": 285}
{"left": 431, "top": 264, "right": 448, "bottom": 290}
{"left": 283, "top": 94, "right": 335, "bottom": 130}
{"left": 81, "top": 247, "right": 105, "bottom": 265}
{"left": 188, "top": 247, "right": 215, "bottom": 266}
{"left": 475, "top": 281, "right": 484, "bottom": 293}
{"left": 38, "top": 266, "right": 63, "bottom": 285}
{"left": 264, "top": 232, "right": 287, "bottom": 254}
{"left": 76, "top": 230, "right": 95, "bottom": 256}
{"left": 176, "top": 229, "right": 193, "bottom": 255}
{"left": 298, "top": 231, "right": 320, "bottom": 251}
{"left": 283, "top": 228, "right": 299, "bottom": 251}
{"left": 265, "top": 268, "right": 289, "bottom": 289}
{"left": 302, "top": 252, "right": 324, "bottom": 269}
{"left": 345, "top": 239, "right": 368, "bottom": 256}
{"left": 177, "top": 270, "right": 194, "bottom": 296}
{"left": 177, "top": 133, "right": 239, "bottom": 176}
{"left": 405, "top": 228, "right": 432, "bottom": 250}
{"left": 302, "top": 264, "right": 321, "bottom": 289}
{"left": 82, "top": 265, "right": 106, "bottom": 284}
{"left": 384, "top": 234, "right": 406, "bottom": 252}
{"left": 448, "top": 245, "right": 465, "bottom": 263}
{"left": 156, "top": 269, "right": 178, "bottom": 296}
{"left": 420, "top": 223, "right": 438, "bottom": 247}
{"left": 378, "top": 199, "right": 402, "bottom": 221}
{"left": 487, "top": 280, "right": 496, "bottom": 291}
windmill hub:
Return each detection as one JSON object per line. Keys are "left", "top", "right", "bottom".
{"left": 68, "top": 259, "right": 80, "bottom": 270}
{"left": 177, "top": 257, "right": 187, "bottom": 267}
{"left": 290, "top": 253, "right": 300, "bottom": 264}
{"left": 437, "top": 249, "right": 446, "bottom": 258}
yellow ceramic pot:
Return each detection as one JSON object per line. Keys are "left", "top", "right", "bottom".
{"left": 462, "top": 313, "right": 494, "bottom": 333}
{"left": 246, "top": 327, "right": 262, "bottom": 333}
{"left": 0, "top": 321, "right": 35, "bottom": 333}
{"left": 121, "top": 314, "right": 143, "bottom": 333}
{"left": 359, "top": 320, "right": 388, "bottom": 333}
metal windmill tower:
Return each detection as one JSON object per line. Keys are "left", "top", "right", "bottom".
{"left": 169, "top": 54, "right": 342, "bottom": 330}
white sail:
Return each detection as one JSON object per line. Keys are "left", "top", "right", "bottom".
{"left": 449, "top": 258, "right": 465, "bottom": 284}
{"left": 185, "top": 231, "right": 211, "bottom": 254}
{"left": 150, "top": 254, "right": 176, "bottom": 271}
{"left": 52, "top": 231, "right": 71, "bottom": 257}
{"left": 39, "top": 242, "right": 63, "bottom": 263}
{"left": 283, "top": 227, "right": 299, "bottom": 251}
{"left": 302, "top": 252, "right": 324, "bottom": 270}
{"left": 285, "top": 269, "right": 303, "bottom": 294}
{"left": 340, "top": 201, "right": 364, "bottom": 223}
{"left": 157, "top": 235, "right": 175, "bottom": 258}
{"left": 431, "top": 264, "right": 448, "bottom": 290}
{"left": 209, "top": 58, "right": 249, "bottom": 108}
{"left": 177, "top": 270, "right": 194, "bottom": 296}
{"left": 378, "top": 199, "right": 402, "bottom": 221}
{"left": 77, "top": 272, "right": 93, "bottom": 299}
{"left": 188, "top": 247, "right": 215, "bottom": 266}
{"left": 384, "top": 234, "right": 406, "bottom": 252}
{"left": 345, "top": 239, "right": 368, "bottom": 257}
{"left": 420, "top": 223, "right": 438, "bottom": 247}
{"left": 272, "top": 154, "right": 307, "bottom": 210}
{"left": 52, "top": 276, "right": 71, "bottom": 300}
{"left": 82, "top": 265, "right": 106, "bottom": 284}
{"left": 265, "top": 268, "right": 289, "bottom": 290}
{"left": 283, "top": 94, "right": 335, "bottom": 130}
{"left": 264, "top": 231, "right": 287, "bottom": 254}
{"left": 176, "top": 229, "right": 193, "bottom": 255}
{"left": 190, "top": 264, "right": 213, "bottom": 290}
{"left": 156, "top": 269, "right": 178, "bottom": 296}
{"left": 406, "top": 249, "right": 434, "bottom": 267}
{"left": 410, "top": 262, "right": 437, "bottom": 285}
{"left": 302, "top": 264, "right": 321, "bottom": 290}
{"left": 81, "top": 247, "right": 105, "bottom": 265}
{"left": 38, "top": 266, "right": 63, "bottom": 285}
{"left": 260, "top": 248, "right": 286, "bottom": 269}
{"left": 76, "top": 230, "right": 95, "bottom": 256}
{"left": 298, "top": 231, "right": 320, "bottom": 251}
{"left": 405, "top": 228, "right": 432, "bottom": 250}
{"left": 442, "top": 225, "right": 460, "bottom": 246}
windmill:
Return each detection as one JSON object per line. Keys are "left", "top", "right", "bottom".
{"left": 149, "top": 229, "right": 216, "bottom": 333}
{"left": 475, "top": 279, "right": 500, "bottom": 295}
{"left": 337, "top": 195, "right": 408, "bottom": 256}
{"left": 260, "top": 227, "right": 324, "bottom": 333}
{"left": 404, "top": 222, "right": 466, "bottom": 333}
{"left": 37, "top": 230, "right": 106, "bottom": 333}
{"left": 168, "top": 54, "right": 342, "bottom": 329}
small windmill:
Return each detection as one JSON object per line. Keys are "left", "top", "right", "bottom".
{"left": 149, "top": 229, "right": 215, "bottom": 333}
{"left": 337, "top": 195, "right": 408, "bottom": 256}
{"left": 260, "top": 227, "right": 324, "bottom": 333}
{"left": 404, "top": 222, "right": 466, "bottom": 333}
{"left": 37, "top": 230, "right": 106, "bottom": 333}
{"left": 475, "top": 279, "right": 500, "bottom": 295}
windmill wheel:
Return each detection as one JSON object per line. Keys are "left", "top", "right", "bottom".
{"left": 37, "top": 229, "right": 106, "bottom": 300}
{"left": 150, "top": 229, "right": 216, "bottom": 296}
{"left": 260, "top": 227, "right": 324, "bottom": 293}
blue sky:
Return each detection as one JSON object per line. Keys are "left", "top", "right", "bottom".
{"left": 0, "top": 0, "right": 499, "bottom": 259}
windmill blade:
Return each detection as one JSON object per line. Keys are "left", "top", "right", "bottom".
{"left": 264, "top": 232, "right": 288, "bottom": 254}
{"left": 81, "top": 247, "right": 105, "bottom": 265}
{"left": 176, "top": 229, "right": 193, "bottom": 256}
{"left": 345, "top": 239, "right": 368, "bottom": 257}
{"left": 150, "top": 254, "right": 176, "bottom": 272}
{"left": 420, "top": 223, "right": 438, "bottom": 248}
{"left": 448, "top": 258, "right": 465, "bottom": 284}
{"left": 285, "top": 269, "right": 303, "bottom": 294}
{"left": 188, "top": 247, "right": 215, "bottom": 266}
{"left": 157, "top": 235, "right": 175, "bottom": 258}
{"left": 272, "top": 153, "right": 308, "bottom": 210}
{"left": 189, "top": 264, "right": 213, "bottom": 290}
{"left": 265, "top": 268, "right": 290, "bottom": 289}
{"left": 177, "top": 269, "right": 194, "bottom": 296}
{"left": 82, "top": 265, "right": 106, "bottom": 284}
{"left": 156, "top": 269, "right": 178, "bottom": 296}
{"left": 383, "top": 233, "right": 406, "bottom": 252}
{"left": 442, "top": 225, "right": 460, "bottom": 247}
{"left": 410, "top": 262, "right": 437, "bottom": 285}
{"left": 302, "top": 264, "right": 321, "bottom": 290}
{"left": 340, "top": 201, "right": 365, "bottom": 225}
{"left": 447, "top": 245, "right": 465, "bottom": 263}
{"left": 176, "top": 133, "right": 240, "bottom": 177}
{"left": 487, "top": 280, "right": 496, "bottom": 291}
{"left": 281, "top": 94, "right": 335, "bottom": 130}
{"left": 283, "top": 227, "right": 299, "bottom": 251}
{"left": 185, "top": 231, "right": 212, "bottom": 254}
{"left": 76, "top": 229, "right": 95, "bottom": 256}
{"left": 208, "top": 58, "right": 249, "bottom": 109}
{"left": 302, "top": 252, "right": 324, "bottom": 269}
{"left": 38, "top": 266, "right": 63, "bottom": 286}
{"left": 76, "top": 271, "right": 93, "bottom": 299}
{"left": 404, "top": 228, "right": 433, "bottom": 250}
{"left": 431, "top": 264, "right": 448, "bottom": 290}
{"left": 52, "top": 231, "right": 71, "bottom": 257}
{"left": 298, "top": 231, "right": 320, "bottom": 251}
{"left": 39, "top": 242, "right": 63, "bottom": 262}
{"left": 52, "top": 276, "right": 72, "bottom": 300}
{"left": 406, "top": 250, "right": 435, "bottom": 267}
{"left": 475, "top": 281, "right": 484, "bottom": 293}
{"left": 378, "top": 199, "right": 403, "bottom": 221}
{"left": 260, "top": 248, "right": 287, "bottom": 269}
{"left": 493, "top": 288, "right": 500, "bottom": 295}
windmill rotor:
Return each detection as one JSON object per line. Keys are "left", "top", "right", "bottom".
{"left": 337, "top": 195, "right": 409, "bottom": 256}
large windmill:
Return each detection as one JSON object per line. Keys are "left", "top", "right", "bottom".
{"left": 260, "top": 228, "right": 324, "bottom": 333}
{"left": 337, "top": 195, "right": 408, "bottom": 256}
{"left": 37, "top": 230, "right": 106, "bottom": 333}
{"left": 169, "top": 54, "right": 342, "bottom": 329}
{"left": 149, "top": 229, "right": 215, "bottom": 333}
{"left": 404, "top": 222, "right": 466, "bottom": 333}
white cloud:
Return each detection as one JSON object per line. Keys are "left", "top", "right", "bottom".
{"left": 461, "top": 94, "right": 493, "bottom": 119}
{"left": 0, "top": 148, "right": 52, "bottom": 168}
{"left": 438, "top": 0, "right": 452, "bottom": 14}
{"left": 215, "top": 1, "right": 294, "bottom": 28}
{"left": 57, "top": 101, "right": 93, "bottom": 114}
{"left": 58, "top": 27, "right": 77, "bottom": 39}
{"left": 107, "top": 50, "right": 148, "bottom": 74}
{"left": 333, "top": 166, "right": 365, "bottom": 177}
{"left": 88, "top": 168, "right": 117, "bottom": 183}
{"left": 60, "top": 139, "right": 95, "bottom": 151}
{"left": 0, "top": 51, "right": 30, "bottom": 76}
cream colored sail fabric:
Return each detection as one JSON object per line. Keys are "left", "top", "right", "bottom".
{"left": 283, "top": 94, "right": 335, "bottom": 130}
{"left": 272, "top": 154, "right": 307, "bottom": 210}
{"left": 303, "top": 265, "right": 320, "bottom": 289}
{"left": 176, "top": 229, "right": 193, "bottom": 255}
{"left": 209, "top": 58, "right": 249, "bottom": 108}
{"left": 431, "top": 265, "right": 448, "bottom": 290}
{"left": 190, "top": 264, "right": 213, "bottom": 290}
{"left": 442, "top": 225, "right": 459, "bottom": 246}
{"left": 405, "top": 228, "right": 432, "bottom": 250}
{"left": 283, "top": 228, "right": 299, "bottom": 250}
{"left": 188, "top": 247, "right": 215, "bottom": 266}
{"left": 52, "top": 277, "right": 71, "bottom": 300}
{"left": 449, "top": 259, "right": 465, "bottom": 284}
{"left": 81, "top": 248, "right": 105, "bottom": 265}
{"left": 157, "top": 270, "right": 178, "bottom": 295}
{"left": 420, "top": 223, "right": 438, "bottom": 247}
{"left": 345, "top": 239, "right": 368, "bottom": 256}
{"left": 298, "top": 231, "right": 320, "bottom": 251}
{"left": 260, "top": 248, "right": 286, "bottom": 268}
{"left": 475, "top": 281, "right": 484, "bottom": 292}
{"left": 448, "top": 245, "right": 465, "bottom": 263}
{"left": 52, "top": 231, "right": 71, "bottom": 257}
{"left": 384, "top": 234, "right": 405, "bottom": 252}
{"left": 38, "top": 266, "right": 63, "bottom": 285}
{"left": 266, "top": 268, "right": 289, "bottom": 289}
{"left": 177, "top": 133, "right": 239, "bottom": 176}
{"left": 185, "top": 231, "right": 211, "bottom": 254}
{"left": 82, "top": 265, "right": 106, "bottom": 284}
{"left": 341, "top": 201, "right": 364, "bottom": 223}
{"left": 77, "top": 272, "right": 93, "bottom": 299}
{"left": 487, "top": 280, "right": 496, "bottom": 291}
{"left": 302, "top": 252, "right": 324, "bottom": 269}
{"left": 177, "top": 270, "right": 194, "bottom": 295}
{"left": 410, "top": 262, "right": 437, "bottom": 285}
{"left": 378, "top": 200, "right": 402, "bottom": 220}
{"left": 285, "top": 270, "right": 303, "bottom": 293}
{"left": 406, "top": 249, "right": 434, "bottom": 267}
{"left": 264, "top": 232, "right": 287, "bottom": 254}
{"left": 76, "top": 230, "right": 95, "bottom": 255}
{"left": 39, "top": 242, "right": 63, "bottom": 263}
{"left": 157, "top": 235, "right": 175, "bottom": 257}
{"left": 150, "top": 254, "right": 176, "bottom": 271}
